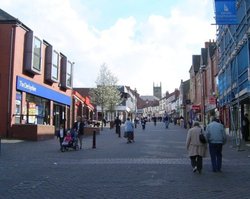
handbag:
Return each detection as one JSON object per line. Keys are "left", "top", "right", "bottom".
{"left": 199, "top": 129, "right": 207, "bottom": 144}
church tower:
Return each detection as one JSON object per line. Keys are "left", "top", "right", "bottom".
{"left": 153, "top": 82, "right": 162, "bottom": 99}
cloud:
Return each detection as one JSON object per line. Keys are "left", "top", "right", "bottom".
{"left": 1, "top": 0, "right": 215, "bottom": 96}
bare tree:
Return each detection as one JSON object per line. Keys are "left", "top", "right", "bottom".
{"left": 89, "top": 63, "right": 121, "bottom": 129}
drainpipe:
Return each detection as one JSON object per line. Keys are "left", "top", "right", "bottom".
{"left": 6, "top": 25, "right": 15, "bottom": 138}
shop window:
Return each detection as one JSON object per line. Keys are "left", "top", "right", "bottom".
{"left": 25, "top": 94, "right": 50, "bottom": 125}
{"left": 24, "top": 31, "right": 42, "bottom": 75}
{"left": 15, "top": 92, "right": 22, "bottom": 124}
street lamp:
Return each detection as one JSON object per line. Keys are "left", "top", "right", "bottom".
{"left": 200, "top": 65, "right": 206, "bottom": 129}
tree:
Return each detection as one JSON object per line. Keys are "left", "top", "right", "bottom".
{"left": 89, "top": 63, "right": 121, "bottom": 129}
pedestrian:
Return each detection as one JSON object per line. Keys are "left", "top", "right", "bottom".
{"left": 73, "top": 116, "right": 85, "bottom": 149}
{"left": 186, "top": 121, "right": 207, "bottom": 174}
{"left": 114, "top": 116, "right": 122, "bottom": 137}
{"left": 153, "top": 116, "right": 157, "bottom": 126}
{"left": 102, "top": 118, "right": 107, "bottom": 127}
{"left": 134, "top": 117, "right": 139, "bottom": 128}
{"left": 206, "top": 117, "right": 227, "bottom": 173}
{"left": 164, "top": 112, "right": 169, "bottom": 129}
{"left": 180, "top": 116, "right": 184, "bottom": 128}
{"left": 124, "top": 118, "right": 134, "bottom": 143}
{"left": 141, "top": 117, "right": 146, "bottom": 130}
{"left": 242, "top": 113, "right": 249, "bottom": 141}
{"left": 57, "top": 124, "right": 66, "bottom": 151}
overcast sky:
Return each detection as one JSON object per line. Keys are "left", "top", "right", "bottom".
{"left": 2, "top": 0, "right": 216, "bottom": 95}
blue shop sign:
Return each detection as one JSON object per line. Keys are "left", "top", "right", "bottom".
{"left": 16, "top": 76, "right": 71, "bottom": 106}
{"left": 215, "top": 0, "right": 237, "bottom": 25}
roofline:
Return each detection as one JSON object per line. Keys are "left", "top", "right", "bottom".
{"left": 0, "top": 19, "right": 31, "bottom": 32}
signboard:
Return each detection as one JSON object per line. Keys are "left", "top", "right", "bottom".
{"left": 209, "top": 97, "right": 217, "bottom": 104}
{"left": 215, "top": 0, "right": 237, "bottom": 25}
{"left": 16, "top": 76, "right": 71, "bottom": 106}
{"left": 192, "top": 105, "right": 201, "bottom": 110}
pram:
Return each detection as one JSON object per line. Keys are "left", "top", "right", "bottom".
{"left": 61, "top": 129, "right": 79, "bottom": 152}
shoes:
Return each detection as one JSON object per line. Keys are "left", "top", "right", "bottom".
{"left": 193, "top": 167, "right": 197, "bottom": 173}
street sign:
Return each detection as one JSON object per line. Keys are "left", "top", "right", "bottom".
{"left": 209, "top": 97, "right": 217, "bottom": 104}
{"left": 214, "top": 0, "right": 237, "bottom": 25}
{"left": 192, "top": 105, "right": 201, "bottom": 110}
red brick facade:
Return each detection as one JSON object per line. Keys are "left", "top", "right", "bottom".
{"left": 0, "top": 10, "right": 73, "bottom": 140}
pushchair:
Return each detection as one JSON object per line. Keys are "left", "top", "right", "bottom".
{"left": 61, "top": 129, "right": 79, "bottom": 152}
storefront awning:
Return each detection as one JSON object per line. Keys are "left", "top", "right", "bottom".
{"left": 85, "top": 96, "right": 94, "bottom": 110}
{"left": 73, "top": 90, "right": 85, "bottom": 103}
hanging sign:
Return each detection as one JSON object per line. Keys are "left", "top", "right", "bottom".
{"left": 214, "top": 0, "right": 237, "bottom": 25}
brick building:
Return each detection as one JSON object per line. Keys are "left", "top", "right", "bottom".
{"left": 0, "top": 9, "right": 73, "bottom": 140}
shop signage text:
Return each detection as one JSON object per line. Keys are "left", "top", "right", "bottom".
{"left": 16, "top": 76, "right": 71, "bottom": 106}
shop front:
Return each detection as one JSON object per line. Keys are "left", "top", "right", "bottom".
{"left": 11, "top": 76, "right": 72, "bottom": 140}
{"left": 72, "top": 90, "right": 85, "bottom": 123}
{"left": 84, "top": 96, "right": 94, "bottom": 120}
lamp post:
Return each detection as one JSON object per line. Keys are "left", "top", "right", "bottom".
{"left": 200, "top": 65, "right": 206, "bottom": 129}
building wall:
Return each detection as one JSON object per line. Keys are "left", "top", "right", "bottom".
{"left": 0, "top": 24, "right": 15, "bottom": 136}
{"left": 0, "top": 22, "right": 73, "bottom": 138}
{"left": 216, "top": 1, "right": 250, "bottom": 133}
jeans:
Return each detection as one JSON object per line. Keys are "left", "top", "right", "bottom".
{"left": 209, "top": 143, "right": 223, "bottom": 172}
{"left": 78, "top": 134, "right": 83, "bottom": 149}
{"left": 190, "top": 155, "right": 203, "bottom": 171}
{"left": 165, "top": 121, "right": 169, "bottom": 128}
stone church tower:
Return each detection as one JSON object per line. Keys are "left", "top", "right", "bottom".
{"left": 153, "top": 82, "right": 162, "bottom": 99}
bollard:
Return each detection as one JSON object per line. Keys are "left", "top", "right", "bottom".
{"left": 92, "top": 130, "right": 96, "bottom": 149}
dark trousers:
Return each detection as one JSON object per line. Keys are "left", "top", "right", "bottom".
{"left": 127, "top": 131, "right": 134, "bottom": 142}
{"left": 209, "top": 143, "right": 223, "bottom": 172}
{"left": 115, "top": 126, "right": 120, "bottom": 134}
{"left": 59, "top": 137, "right": 64, "bottom": 150}
{"left": 142, "top": 124, "right": 145, "bottom": 130}
{"left": 190, "top": 155, "right": 203, "bottom": 171}
{"left": 242, "top": 127, "right": 249, "bottom": 141}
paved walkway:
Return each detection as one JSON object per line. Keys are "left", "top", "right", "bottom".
{"left": 1, "top": 122, "right": 250, "bottom": 199}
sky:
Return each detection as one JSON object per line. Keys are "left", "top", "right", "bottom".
{"left": 1, "top": 0, "right": 216, "bottom": 96}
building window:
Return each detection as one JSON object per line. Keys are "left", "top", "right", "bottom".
{"left": 25, "top": 94, "right": 50, "bottom": 125}
{"left": 15, "top": 92, "right": 22, "bottom": 124}
{"left": 52, "top": 51, "right": 59, "bottom": 80}
{"left": 33, "top": 37, "right": 42, "bottom": 71}
{"left": 66, "top": 61, "right": 73, "bottom": 88}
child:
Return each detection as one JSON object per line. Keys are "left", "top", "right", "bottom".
{"left": 62, "top": 130, "right": 73, "bottom": 146}
{"left": 57, "top": 124, "right": 65, "bottom": 151}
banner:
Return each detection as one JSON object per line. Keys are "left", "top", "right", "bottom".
{"left": 215, "top": 0, "right": 237, "bottom": 25}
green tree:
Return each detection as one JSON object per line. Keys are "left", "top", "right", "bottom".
{"left": 89, "top": 63, "right": 121, "bottom": 129}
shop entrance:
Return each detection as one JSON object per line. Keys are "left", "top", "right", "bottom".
{"left": 53, "top": 103, "right": 66, "bottom": 131}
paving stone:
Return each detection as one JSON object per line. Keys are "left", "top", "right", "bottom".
{"left": 1, "top": 122, "right": 250, "bottom": 199}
